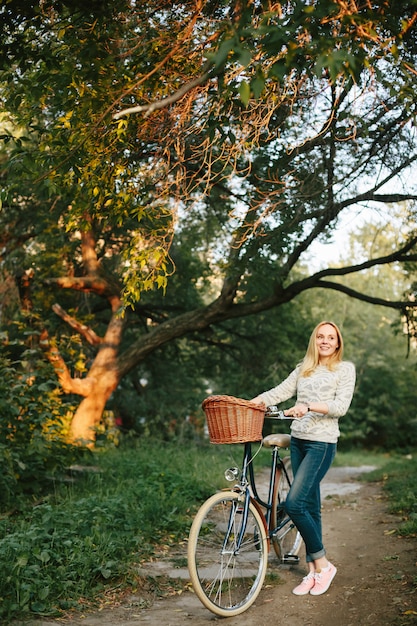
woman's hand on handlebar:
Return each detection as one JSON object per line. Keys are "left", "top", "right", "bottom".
{"left": 284, "top": 403, "right": 309, "bottom": 419}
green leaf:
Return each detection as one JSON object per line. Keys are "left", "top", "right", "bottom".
{"left": 16, "top": 554, "right": 29, "bottom": 568}
{"left": 251, "top": 74, "right": 265, "bottom": 99}
{"left": 211, "top": 38, "right": 234, "bottom": 69}
{"left": 236, "top": 47, "right": 252, "bottom": 67}
{"left": 239, "top": 80, "right": 251, "bottom": 106}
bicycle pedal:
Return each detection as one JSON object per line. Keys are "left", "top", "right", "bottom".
{"left": 282, "top": 554, "right": 300, "bottom": 564}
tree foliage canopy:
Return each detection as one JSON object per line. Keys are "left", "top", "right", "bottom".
{"left": 0, "top": 1, "right": 417, "bottom": 442}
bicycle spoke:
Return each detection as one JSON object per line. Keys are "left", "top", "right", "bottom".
{"left": 188, "top": 491, "right": 268, "bottom": 617}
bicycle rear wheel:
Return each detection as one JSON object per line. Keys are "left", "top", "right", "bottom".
{"left": 271, "top": 457, "right": 303, "bottom": 561}
{"left": 188, "top": 490, "right": 268, "bottom": 617}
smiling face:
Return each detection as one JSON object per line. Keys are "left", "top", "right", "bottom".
{"left": 316, "top": 323, "right": 340, "bottom": 364}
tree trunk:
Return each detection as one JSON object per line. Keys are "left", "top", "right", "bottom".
{"left": 42, "top": 311, "right": 124, "bottom": 445}
{"left": 68, "top": 311, "right": 124, "bottom": 444}
{"left": 69, "top": 369, "right": 119, "bottom": 445}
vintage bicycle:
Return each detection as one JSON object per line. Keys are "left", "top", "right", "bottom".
{"left": 187, "top": 395, "right": 303, "bottom": 617}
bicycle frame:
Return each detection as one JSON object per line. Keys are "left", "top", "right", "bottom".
{"left": 232, "top": 440, "right": 295, "bottom": 549}
{"left": 222, "top": 486, "right": 251, "bottom": 553}
{"left": 187, "top": 407, "right": 301, "bottom": 617}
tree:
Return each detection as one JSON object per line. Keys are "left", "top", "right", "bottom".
{"left": 1, "top": 1, "right": 417, "bottom": 443}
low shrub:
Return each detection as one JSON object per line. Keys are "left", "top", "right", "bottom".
{"left": 0, "top": 352, "right": 83, "bottom": 512}
{"left": 0, "top": 439, "right": 230, "bottom": 621}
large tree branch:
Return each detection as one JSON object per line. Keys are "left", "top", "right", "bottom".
{"left": 118, "top": 235, "right": 417, "bottom": 378}
{"left": 52, "top": 303, "right": 102, "bottom": 346}
{"left": 312, "top": 237, "right": 417, "bottom": 279}
{"left": 39, "top": 330, "right": 96, "bottom": 396}
{"left": 117, "top": 266, "right": 417, "bottom": 378}
{"left": 113, "top": 72, "right": 211, "bottom": 119}
{"left": 45, "top": 222, "right": 122, "bottom": 309}
{"left": 44, "top": 275, "right": 121, "bottom": 310}
{"left": 112, "top": 0, "right": 209, "bottom": 120}
{"left": 274, "top": 238, "right": 417, "bottom": 303}
{"left": 352, "top": 193, "right": 417, "bottom": 203}
{"left": 280, "top": 184, "right": 417, "bottom": 275}
{"left": 338, "top": 155, "right": 417, "bottom": 210}
{"left": 81, "top": 225, "right": 100, "bottom": 275}
{"left": 117, "top": 237, "right": 417, "bottom": 377}
{"left": 312, "top": 280, "right": 416, "bottom": 309}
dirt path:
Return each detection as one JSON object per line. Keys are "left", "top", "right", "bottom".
{"left": 26, "top": 467, "right": 417, "bottom": 626}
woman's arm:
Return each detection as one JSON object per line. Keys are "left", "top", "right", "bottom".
{"left": 252, "top": 367, "right": 299, "bottom": 407}
{"left": 285, "top": 361, "right": 356, "bottom": 419}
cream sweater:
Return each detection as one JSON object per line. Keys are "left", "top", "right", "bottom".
{"left": 254, "top": 361, "right": 356, "bottom": 444}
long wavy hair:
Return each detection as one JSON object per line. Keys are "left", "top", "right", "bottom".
{"left": 299, "top": 321, "right": 344, "bottom": 377}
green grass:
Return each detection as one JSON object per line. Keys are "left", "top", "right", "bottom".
{"left": 0, "top": 439, "right": 230, "bottom": 622}
{"left": 334, "top": 450, "right": 417, "bottom": 537}
{"left": 333, "top": 449, "right": 390, "bottom": 468}
{"left": 360, "top": 453, "right": 417, "bottom": 537}
{"left": 0, "top": 440, "right": 416, "bottom": 622}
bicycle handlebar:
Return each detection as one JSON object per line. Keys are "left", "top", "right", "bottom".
{"left": 264, "top": 406, "right": 293, "bottom": 419}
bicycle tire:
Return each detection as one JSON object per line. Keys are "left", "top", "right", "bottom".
{"left": 271, "top": 457, "right": 303, "bottom": 561}
{"left": 188, "top": 490, "right": 268, "bottom": 617}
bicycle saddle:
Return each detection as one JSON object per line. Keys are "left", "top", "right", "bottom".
{"left": 262, "top": 433, "right": 291, "bottom": 449}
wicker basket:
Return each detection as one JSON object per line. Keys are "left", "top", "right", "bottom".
{"left": 202, "top": 395, "right": 265, "bottom": 444}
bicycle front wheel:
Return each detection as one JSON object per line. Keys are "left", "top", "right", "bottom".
{"left": 188, "top": 490, "right": 268, "bottom": 617}
{"left": 271, "top": 457, "right": 303, "bottom": 561}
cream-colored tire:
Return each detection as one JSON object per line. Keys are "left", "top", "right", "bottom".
{"left": 187, "top": 490, "right": 268, "bottom": 617}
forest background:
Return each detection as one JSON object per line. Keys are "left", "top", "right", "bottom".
{"left": 0, "top": 0, "right": 417, "bottom": 621}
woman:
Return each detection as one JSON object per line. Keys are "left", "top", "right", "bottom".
{"left": 252, "top": 321, "right": 355, "bottom": 596}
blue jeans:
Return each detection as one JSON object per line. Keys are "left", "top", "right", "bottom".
{"left": 284, "top": 437, "right": 336, "bottom": 562}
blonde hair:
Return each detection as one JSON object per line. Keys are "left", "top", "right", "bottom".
{"left": 299, "top": 321, "right": 344, "bottom": 377}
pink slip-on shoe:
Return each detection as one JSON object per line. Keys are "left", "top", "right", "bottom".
{"left": 292, "top": 571, "right": 315, "bottom": 596}
{"left": 309, "top": 562, "right": 337, "bottom": 596}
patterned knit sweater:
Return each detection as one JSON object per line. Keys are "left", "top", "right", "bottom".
{"left": 254, "top": 361, "right": 356, "bottom": 444}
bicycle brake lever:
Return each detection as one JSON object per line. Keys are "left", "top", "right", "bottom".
{"left": 264, "top": 406, "right": 290, "bottom": 419}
